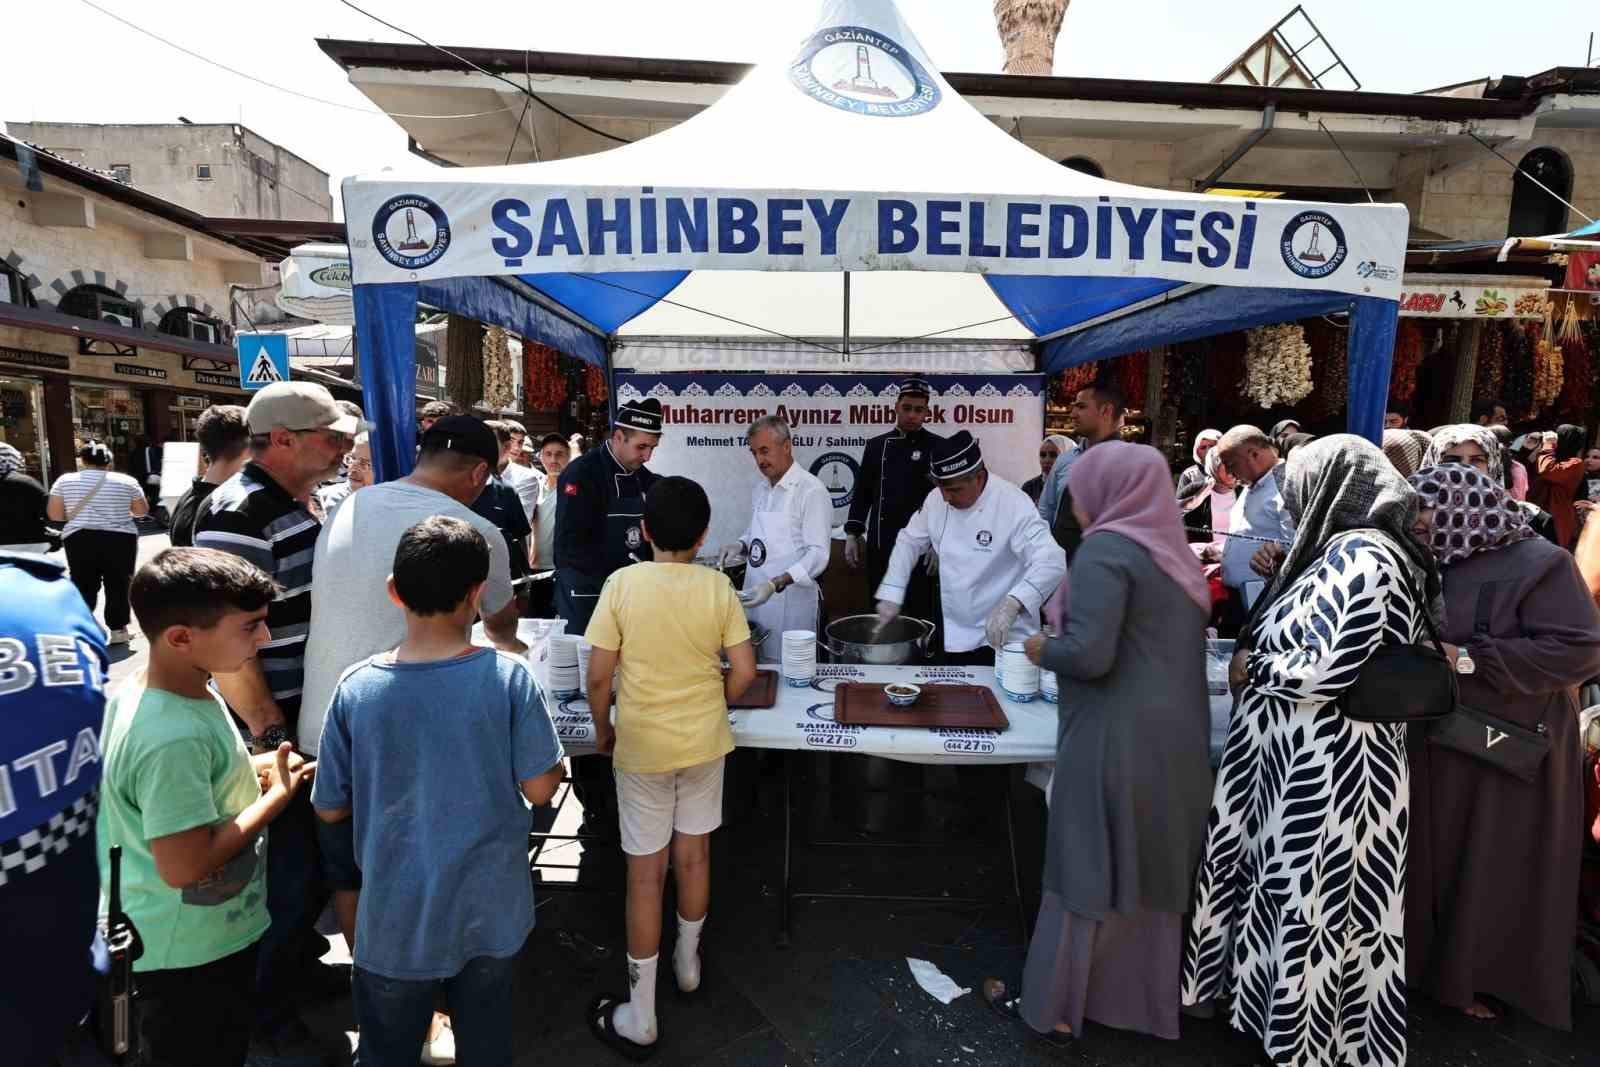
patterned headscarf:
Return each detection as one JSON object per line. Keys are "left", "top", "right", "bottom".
{"left": 1422, "top": 424, "right": 1505, "bottom": 484}
{"left": 0, "top": 443, "right": 21, "bottom": 479}
{"left": 1408, "top": 464, "right": 1536, "bottom": 565}
{"left": 1246, "top": 434, "right": 1442, "bottom": 640}
{"left": 1381, "top": 429, "right": 1433, "bottom": 479}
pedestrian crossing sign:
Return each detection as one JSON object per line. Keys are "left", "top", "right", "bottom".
{"left": 236, "top": 333, "right": 289, "bottom": 391}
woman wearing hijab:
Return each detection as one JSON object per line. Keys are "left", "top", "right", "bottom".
{"left": 1530, "top": 423, "right": 1588, "bottom": 547}
{"left": 1183, "top": 435, "right": 1438, "bottom": 1067}
{"left": 982, "top": 442, "right": 1212, "bottom": 1044}
{"left": 1424, "top": 425, "right": 1559, "bottom": 545}
{"left": 1403, "top": 464, "right": 1600, "bottom": 1029}
{"left": 1022, "top": 434, "right": 1075, "bottom": 503}
{"left": 1175, "top": 429, "right": 1222, "bottom": 504}
{"left": 1182, "top": 450, "right": 1245, "bottom": 634}
{"left": 0, "top": 443, "right": 50, "bottom": 554}
{"left": 1487, "top": 425, "right": 1529, "bottom": 500}
{"left": 1381, "top": 427, "right": 1432, "bottom": 478}
{"left": 1279, "top": 431, "right": 1315, "bottom": 458}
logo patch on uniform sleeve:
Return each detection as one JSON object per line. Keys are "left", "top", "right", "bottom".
{"left": 564, "top": 483, "right": 579, "bottom": 496}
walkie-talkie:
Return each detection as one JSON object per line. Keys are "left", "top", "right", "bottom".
{"left": 98, "top": 844, "right": 143, "bottom": 1060}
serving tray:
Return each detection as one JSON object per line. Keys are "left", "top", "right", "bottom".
{"left": 833, "top": 682, "right": 1010, "bottom": 730}
{"left": 727, "top": 669, "right": 779, "bottom": 710}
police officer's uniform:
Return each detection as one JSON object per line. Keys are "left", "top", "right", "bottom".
{"left": 552, "top": 399, "right": 663, "bottom": 632}
{"left": 844, "top": 378, "right": 944, "bottom": 619}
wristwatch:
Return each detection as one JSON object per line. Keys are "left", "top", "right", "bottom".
{"left": 1454, "top": 647, "right": 1476, "bottom": 675}
{"left": 251, "top": 723, "right": 290, "bottom": 752}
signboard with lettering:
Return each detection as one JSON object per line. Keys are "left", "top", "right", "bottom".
{"left": 1398, "top": 283, "right": 1548, "bottom": 319}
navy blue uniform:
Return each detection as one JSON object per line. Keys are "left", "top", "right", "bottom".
{"left": 552, "top": 442, "right": 659, "bottom": 631}
{"left": 0, "top": 551, "right": 108, "bottom": 1063}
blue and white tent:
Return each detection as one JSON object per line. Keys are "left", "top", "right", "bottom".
{"left": 341, "top": 0, "right": 1408, "bottom": 480}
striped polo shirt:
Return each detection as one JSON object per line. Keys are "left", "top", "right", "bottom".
{"left": 193, "top": 462, "right": 320, "bottom": 724}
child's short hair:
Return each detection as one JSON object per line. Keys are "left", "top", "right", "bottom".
{"left": 130, "top": 548, "right": 279, "bottom": 636}
{"left": 392, "top": 516, "right": 490, "bottom": 615}
{"left": 643, "top": 476, "right": 710, "bottom": 552}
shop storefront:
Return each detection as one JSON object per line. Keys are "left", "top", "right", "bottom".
{"left": 0, "top": 371, "right": 49, "bottom": 482}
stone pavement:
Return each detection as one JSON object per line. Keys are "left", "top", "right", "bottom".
{"left": 97, "top": 533, "right": 1600, "bottom": 1065}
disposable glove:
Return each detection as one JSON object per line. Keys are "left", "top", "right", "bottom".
{"left": 717, "top": 541, "right": 747, "bottom": 569}
{"left": 845, "top": 534, "right": 865, "bottom": 570}
{"left": 740, "top": 580, "right": 776, "bottom": 608}
{"left": 875, "top": 599, "right": 902, "bottom": 628}
{"left": 984, "top": 595, "right": 1024, "bottom": 650}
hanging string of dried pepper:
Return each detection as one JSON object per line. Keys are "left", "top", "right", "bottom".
{"left": 584, "top": 365, "right": 609, "bottom": 406}
{"left": 1386, "top": 320, "right": 1424, "bottom": 407}
{"left": 1502, "top": 322, "right": 1536, "bottom": 420}
{"left": 1473, "top": 320, "right": 1505, "bottom": 404}
{"left": 521, "top": 343, "right": 566, "bottom": 410}
{"left": 1556, "top": 336, "right": 1591, "bottom": 420}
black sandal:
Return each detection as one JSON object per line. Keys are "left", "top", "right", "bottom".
{"left": 586, "top": 994, "right": 658, "bottom": 1061}
{"left": 981, "top": 978, "right": 1074, "bottom": 1047}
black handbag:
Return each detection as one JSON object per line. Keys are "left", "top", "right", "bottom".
{"left": 1339, "top": 567, "right": 1458, "bottom": 725}
{"left": 1426, "top": 583, "right": 1552, "bottom": 782}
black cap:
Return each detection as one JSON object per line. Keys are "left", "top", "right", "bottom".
{"left": 897, "top": 377, "right": 933, "bottom": 399}
{"left": 930, "top": 430, "right": 983, "bottom": 480}
{"left": 419, "top": 415, "right": 500, "bottom": 469}
{"left": 615, "top": 397, "right": 664, "bottom": 434}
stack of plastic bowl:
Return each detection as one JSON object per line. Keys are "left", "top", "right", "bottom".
{"left": 782, "top": 630, "right": 817, "bottom": 688}
{"left": 1040, "top": 668, "right": 1059, "bottom": 704}
{"left": 576, "top": 640, "right": 593, "bottom": 694}
{"left": 548, "top": 636, "right": 581, "bottom": 699}
{"left": 997, "top": 642, "right": 1040, "bottom": 703}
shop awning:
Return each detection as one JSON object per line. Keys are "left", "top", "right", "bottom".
{"left": 0, "top": 301, "right": 240, "bottom": 365}
{"left": 342, "top": 0, "right": 1408, "bottom": 480}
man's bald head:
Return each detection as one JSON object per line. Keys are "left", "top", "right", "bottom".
{"left": 1217, "top": 425, "right": 1280, "bottom": 485}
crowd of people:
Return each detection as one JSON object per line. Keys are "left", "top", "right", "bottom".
{"left": 7, "top": 374, "right": 1600, "bottom": 1066}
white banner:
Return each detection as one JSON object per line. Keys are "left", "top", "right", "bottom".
{"left": 1398, "top": 282, "right": 1549, "bottom": 319}
{"left": 343, "top": 184, "right": 1406, "bottom": 300}
{"left": 615, "top": 372, "right": 1046, "bottom": 553}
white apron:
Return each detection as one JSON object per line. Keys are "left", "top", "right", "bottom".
{"left": 744, "top": 498, "right": 819, "bottom": 662}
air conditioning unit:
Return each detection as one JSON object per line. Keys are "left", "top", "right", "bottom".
{"left": 101, "top": 311, "right": 136, "bottom": 329}
{"left": 190, "top": 320, "right": 219, "bottom": 344}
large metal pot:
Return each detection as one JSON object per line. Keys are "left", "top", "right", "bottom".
{"left": 822, "top": 614, "right": 935, "bottom": 664}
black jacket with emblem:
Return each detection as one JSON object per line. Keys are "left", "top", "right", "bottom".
{"left": 845, "top": 426, "right": 945, "bottom": 568}
{"left": 552, "top": 441, "right": 660, "bottom": 579}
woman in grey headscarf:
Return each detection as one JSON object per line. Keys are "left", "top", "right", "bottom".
{"left": 1183, "top": 435, "right": 1438, "bottom": 1067}
{"left": 1381, "top": 427, "right": 1433, "bottom": 478}
{"left": 0, "top": 442, "right": 51, "bottom": 554}
{"left": 1424, "top": 424, "right": 1558, "bottom": 545}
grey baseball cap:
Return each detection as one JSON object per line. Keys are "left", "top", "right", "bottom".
{"left": 246, "top": 382, "right": 370, "bottom": 435}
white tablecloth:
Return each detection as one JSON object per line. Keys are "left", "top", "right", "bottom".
{"left": 475, "top": 621, "right": 1233, "bottom": 768}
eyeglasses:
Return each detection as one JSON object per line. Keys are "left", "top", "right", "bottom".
{"left": 346, "top": 457, "right": 372, "bottom": 471}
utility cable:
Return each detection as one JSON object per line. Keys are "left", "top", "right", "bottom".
{"left": 1468, "top": 131, "right": 1594, "bottom": 225}
{"left": 73, "top": 0, "right": 516, "bottom": 120}
{"left": 1315, "top": 120, "right": 1375, "bottom": 204}
{"left": 336, "top": 0, "right": 633, "bottom": 145}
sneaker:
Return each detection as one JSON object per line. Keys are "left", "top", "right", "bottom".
{"left": 107, "top": 628, "right": 132, "bottom": 645}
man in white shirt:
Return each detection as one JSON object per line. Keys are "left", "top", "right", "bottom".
{"left": 499, "top": 420, "right": 540, "bottom": 521}
{"left": 718, "top": 415, "right": 832, "bottom": 661}
{"left": 1216, "top": 425, "right": 1296, "bottom": 606}
{"left": 875, "top": 431, "right": 1065, "bottom": 666}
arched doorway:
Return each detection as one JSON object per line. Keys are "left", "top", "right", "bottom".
{"left": 1060, "top": 155, "right": 1105, "bottom": 179}
{"left": 1507, "top": 148, "right": 1574, "bottom": 237}
{"left": 59, "top": 283, "right": 142, "bottom": 328}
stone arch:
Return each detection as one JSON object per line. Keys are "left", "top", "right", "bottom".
{"left": 1, "top": 248, "right": 45, "bottom": 305}
{"left": 42, "top": 267, "right": 145, "bottom": 321}
{"left": 149, "top": 292, "right": 218, "bottom": 322}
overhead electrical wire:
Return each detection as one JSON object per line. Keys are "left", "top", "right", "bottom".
{"left": 335, "top": 0, "right": 634, "bottom": 145}
{"left": 1468, "top": 131, "right": 1595, "bottom": 225}
{"left": 73, "top": 0, "right": 517, "bottom": 119}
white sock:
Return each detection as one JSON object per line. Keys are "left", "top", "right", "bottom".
{"left": 674, "top": 913, "right": 705, "bottom": 992}
{"left": 612, "top": 954, "right": 658, "bottom": 1046}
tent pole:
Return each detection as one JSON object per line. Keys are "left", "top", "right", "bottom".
{"left": 842, "top": 271, "right": 851, "bottom": 362}
{"left": 605, "top": 337, "right": 618, "bottom": 423}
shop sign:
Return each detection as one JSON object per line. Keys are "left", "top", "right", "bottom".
{"left": 614, "top": 372, "right": 1044, "bottom": 553}
{"left": 114, "top": 362, "right": 167, "bottom": 381}
{"left": 194, "top": 371, "right": 239, "bottom": 388}
{"left": 0, "top": 346, "right": 70, "bottom": 371}
{"left": 1398, "top": 284, "right": 1547, "bottom": 319}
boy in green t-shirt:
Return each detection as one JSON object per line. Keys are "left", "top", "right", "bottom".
{"left": 98, "top": 548, "right": 312, "bottom": 1067}
{"left": 584, "top": 476, "right": 756, "bottom": 1058}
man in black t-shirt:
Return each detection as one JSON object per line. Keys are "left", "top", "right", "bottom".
{"left": 168, "top": 405, "right": 250, "bottom": 548}
{"left": 471, "top": 420, "right": 535, "bottom": 583}
{"left": 0, "top": 443, "right": 50, "bottom": 552}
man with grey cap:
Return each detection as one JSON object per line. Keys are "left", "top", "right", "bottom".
{"left": 554, "top": 397, "right": 663, "bottom": 632}
{"left": 875, "top": 431, "right": 1064, "bottom": 666}
{"left": 192, "top": 380, "right": 367, "bottom": 1051}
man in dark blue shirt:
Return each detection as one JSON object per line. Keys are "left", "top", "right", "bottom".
{"left": 0, "top": 551, "right": 109, "bottom": 1064}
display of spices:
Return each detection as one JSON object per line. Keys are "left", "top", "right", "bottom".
{"left": 1501, "top": 322, "right": 1536, "bottom": 419}
{"left": 1116, "top": 349, "right": 1149, "bottom": 406}
{"left": 1241, "top": 323, "right": 1313, "bottom": 408}
{"left": 1304, "top": 317, "right": 1349, "bottom": 420}
{"left": 1386, "top": 320, "right": 1425, "bottom": 407}
{"left": 1532, "top": 329, "right": 1564, "bottom": 412}
{"left": 585, "top": 364, "right": 609, "bottom": 406}
{"left": 481, "top": 327, "right": 516, "bottom": 411}
{"left": 1164, "top": 339, "right": 1209, "bottom": 417}
{"left": 1556, "top": 335, "right": 1592, "bottom": 420}
{"left": 1055, "top": 362, "right": 1099, "bottom": 401}
{"left": 522, "top": 342, "right": 566, "bottom": 410}
{"left": 1473, "top": 320, "right": 1506, "bottom": 403}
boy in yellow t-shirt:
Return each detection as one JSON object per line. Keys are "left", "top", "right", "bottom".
{"left": 583, "top": 475, "right": 756, "bottom": 1058}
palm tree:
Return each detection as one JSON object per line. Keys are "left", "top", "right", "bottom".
{"left": 993, "top": 0, "right": 1069, "bottom": 76}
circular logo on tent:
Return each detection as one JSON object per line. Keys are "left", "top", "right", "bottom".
{"left": 372, "top": 194, "right": 451, "bottom": 270}
{"left": 810, "top": 452, "right": 859, "bottom": 509}
{"left": 789, "top": 26, "right": 941, "bottom": 117}
{"left": 1280, "top": 211, "right": 1347, "bottom": 279}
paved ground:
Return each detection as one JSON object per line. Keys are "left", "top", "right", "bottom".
{"left": 101, "top": 530, "right": 1600, "bottom": 1066}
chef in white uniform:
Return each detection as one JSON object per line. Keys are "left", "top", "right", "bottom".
{"left": 717, "top": 415, "right": 832, "bottom": 661}
{"left": 875, "top": 431, "right": 1065, "bottom": 666}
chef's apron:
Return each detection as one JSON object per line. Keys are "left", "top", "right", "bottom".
{"left": 743, "top": 496, "right": 818, "bottom": 662}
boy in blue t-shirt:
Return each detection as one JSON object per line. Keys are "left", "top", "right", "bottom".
{"left": 312, "top": 516, "right": 563, "bottom": 1066}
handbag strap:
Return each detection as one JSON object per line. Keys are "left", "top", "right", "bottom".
{"left": 63, "top": 472, "right": 109, "bottom": 526}
{"left": 1393, "top": 558, "right": 1448, "bottom": 658}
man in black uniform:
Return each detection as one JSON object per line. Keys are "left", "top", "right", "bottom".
{"left": 553, "top": 398, "right": 663, "bottom": 631}
{"left": 844, "top": 377, "right": 943, "bottom": 622}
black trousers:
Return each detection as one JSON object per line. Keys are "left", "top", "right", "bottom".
{"left": 134, "top": 943, "right": 260, "bottom": 1067}
{"left": 63, "top": 529, "right": 137, "bottom": 630}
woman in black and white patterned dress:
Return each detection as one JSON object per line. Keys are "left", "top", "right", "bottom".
{"left": 1182, "top": 435, "right": 1441, "bottom": 1067}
